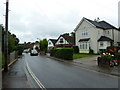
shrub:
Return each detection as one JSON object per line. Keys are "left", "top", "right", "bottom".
{"left": 107, "top": 46, "right": 120, "bottom": 52}
{"left": 73, "top": 46, "right": 79, "bottom": 54}
{"left": 50, "top": 48, "right": 73, "bottom": 60}
{"left": 17, "top": 45, "right": 24, "bottom": 55}
{"left": 2, "top": 54, "right": 5, "bottom": 68}
{"left": 99, "top": 49, "right": 106, "bottom": 54}
{"left": 99, "top": 55, "right": 113, "bottom": 66}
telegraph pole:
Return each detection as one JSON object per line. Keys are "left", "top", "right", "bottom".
{"left": 4, "top": 0, "right": 9, "bottom": 72}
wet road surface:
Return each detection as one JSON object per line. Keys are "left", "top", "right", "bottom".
{"left": 24, "top": 53, "right": 118, "bottom": 88}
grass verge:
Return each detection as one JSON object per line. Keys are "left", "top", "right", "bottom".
{"left": 73, "top": 53, "right": 96, "bottom": 59}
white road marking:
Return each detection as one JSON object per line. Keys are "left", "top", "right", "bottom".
{"left": 25, "top": 58, "right": 47, "bottom": 90}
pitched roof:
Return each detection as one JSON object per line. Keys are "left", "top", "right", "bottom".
{"left": 58, "top": 35, "right": 75, "bottom": 44}
{"left": 86, "top": 18, "right": 118, "bottom": 30}
{"left": 49, "top": 39, "right": 57, "bottom": 45}
{"left": 74, "top": 17, "right": 118, "bottom": 31}
{"left": 98, "top": 36, "right": 113, "bottom": 42}
{"left": 79, "top": 38, "right": 90, "bottom": 42}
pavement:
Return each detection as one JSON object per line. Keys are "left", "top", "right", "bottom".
{"left": 2, "top": 53, "right": 120, "bottom": 88}
{"left": 2, "top": 56, "right": 32, "bottom": 88}
{"left": 72, "top": 55, "right": 120, "bottom": 77}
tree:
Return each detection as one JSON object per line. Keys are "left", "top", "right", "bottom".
{"left": 63, "top": 33, "right": 69, "bottom": 36}
{"left": 39, "top": 39, "right": 48, "bottom": 52}
{"left": 35, "top": 46, "right": 40, "bottom": 52}
{"left": 17, "top": 45, "right": 24, "bottom": 55}
{"left": 70, "top": 32, "right": 75, "bottom": 37}
{"left": 6, "top": 31, "right": 20, "bottom": 54}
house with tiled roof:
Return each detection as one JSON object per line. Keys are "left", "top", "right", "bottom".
{"left": 48, "top": 39, "right": 57, "bottom": 50}
{"left": 55, "top": 34, "right": 75, "bottom": 48}
{"left": 74, "top": 17, "right": 120, "bottom": 53}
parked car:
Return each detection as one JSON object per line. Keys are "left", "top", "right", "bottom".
{"left": 30, "top": 49, "right": 38, "bottom": 56}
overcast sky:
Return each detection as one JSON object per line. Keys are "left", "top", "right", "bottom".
{"left": 0, "top": 0, "right": 119, "bottom": 43}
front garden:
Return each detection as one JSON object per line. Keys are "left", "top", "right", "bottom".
{"left": 50, "top": 46, "right": 96, "bottom": 60}
{"left": 97, "top": 46, "right": 120, "bottom": 67}
{"left": 73, "top": 54, "right": 96, "bottom": 59}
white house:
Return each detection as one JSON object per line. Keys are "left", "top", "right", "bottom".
{"left": 33, "top": 41, "right": 40, "bottom": 50}
{"left": 55, "top": 35, "right": 75, "bottom": 47}
{"left": 74, "top": 17, "right": 120, "bottom": 53}
{"left": 48, "top": 39, "right": 57, "bottom": 50}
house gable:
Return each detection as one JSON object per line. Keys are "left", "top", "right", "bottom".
{"left": 74, "top": 17, "right": 96, "bottom": 32}
{"left": 48, "top": 40, "right": 54, "bottom": 47}
{"left": 55, "top": 35, "right": 69, "bottom": 45}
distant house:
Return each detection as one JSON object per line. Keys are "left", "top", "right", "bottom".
{"left": 33, "top": 41, "right": 40, "bottom": 49}
{"left": 23, "top": 42, "right": 34, "bottom": 49}
{"left": 74, "top": 17, "right": 120, "bottom": 53}
{"left": 55, "top": 35, "right": 75, "bottom": 48}
{"left": 48, "top": 39, "right": 57, "bottom": 50}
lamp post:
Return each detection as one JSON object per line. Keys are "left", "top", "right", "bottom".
{"left": 4, "top": 0, "right": 9, "bottom": 72}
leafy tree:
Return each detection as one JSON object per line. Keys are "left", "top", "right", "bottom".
{"left": 70, "top": 32, "right": 75, "bottom": 37}
{"left": 35, "top": 46, "right": 40, "bottom": 52}
{"left": 17, "top": 45, "right": 24, "bottom": 55}
{"left": 63, "top": 33, "right": 69, "bottom": 36}
{"left": 39, "top": 39, "right": 48, "bottom": 52}
{"left": 8, "top": 34, "right": 17, "bottom": 54}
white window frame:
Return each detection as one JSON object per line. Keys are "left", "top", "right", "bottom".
{"left": 80, "top": 42, "right": 89, "bottom": 50}
{"left": 100, "top": 42, "right": 104, "bottom": 47}
{"left": 82, "top": 30, "right": 88, "bottom": 36}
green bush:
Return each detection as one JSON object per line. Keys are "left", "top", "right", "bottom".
{"left": 73, "top": 46, "right": 79, "bottom": 54}
{"left": 17, "top": 45, "right": 24, "bottom": 55}
{"left": 50, "top": 48, "right": 73, "bottom": 60}
{"left": 2, "top": 54, "right": 5, "bottom": 68}
{"left": 99, "top": 49, "right": 106, "bottom": 54}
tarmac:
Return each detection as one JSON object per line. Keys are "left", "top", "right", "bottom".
{"left": 2, "top": 54, "right": 120, "bottom": 88}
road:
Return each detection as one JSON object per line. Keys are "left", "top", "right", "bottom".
{"left": 24, "top": 53, "right": 118, "bottom": 88}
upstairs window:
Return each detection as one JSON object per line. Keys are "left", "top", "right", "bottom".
{"left": 49, "top": 42, "right": 51, "bottom": 45}
{"left": 82, "top": 31, "right": 88, "bottom": 36}
{"left": 60, "top": 38, "right": 63, "bottom": 43}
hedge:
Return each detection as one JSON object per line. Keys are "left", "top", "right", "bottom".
{"left": 73, "top": 46, "right": 79, "bottom": 54}
{"left": 50, "top": 48, "right": 73, "bottom": 60}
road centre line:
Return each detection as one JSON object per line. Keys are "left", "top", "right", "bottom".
{"left": 25, "top": 58, "right": 47, "bottom": 90}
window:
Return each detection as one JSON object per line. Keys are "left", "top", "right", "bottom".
{"left": 100, "top": 42, "right": 104, "bottom": 47}
{"left": 60, "top": 38, "right": 63, "bottom": 43}
{"left": 49, "top": 42, "right": 51, "bottom": 45}
{"left": 80, "top": 42, "right": 88, "bottom": 50}
{"left": 80, "top": 42, "right": 82, "bottom": 49}
{"left": 106, "top": 30, "right": 110, "bottom": 35}
{"left": 82, "top": 31, "right": 88, "bottom": 36}
{"left": 85, "top": 42, "right": 87, "bottom": 49}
